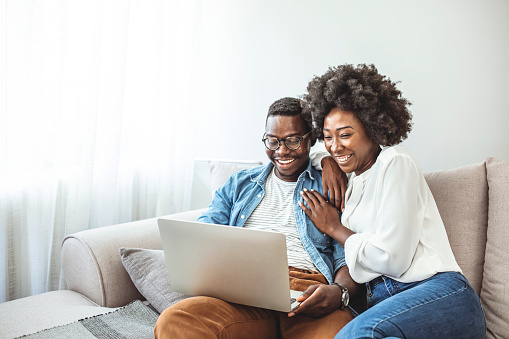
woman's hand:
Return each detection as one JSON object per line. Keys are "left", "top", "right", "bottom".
{"left": 321, "top": 156, "right": 347, "bottom": 212}
{"left": 298, "top": 189, "right": 353, "bottom": 245}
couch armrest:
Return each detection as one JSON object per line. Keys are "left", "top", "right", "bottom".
{"left": 61, "top": 208, "right": 206, "bottom": 307}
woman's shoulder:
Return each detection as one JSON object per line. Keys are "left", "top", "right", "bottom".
{"left": 378, "top": 145, "right": 422, "bottom": 172}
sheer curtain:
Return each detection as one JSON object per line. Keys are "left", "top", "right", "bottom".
{"left": 0, "top": 0, "right": 201, "bottom": 302}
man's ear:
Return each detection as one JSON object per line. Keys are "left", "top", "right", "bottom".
{"left": 310, "top": 133, "right": 317, "bottom": 147}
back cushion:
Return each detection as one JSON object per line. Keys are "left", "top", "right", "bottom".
{"left": 424, "top": 161, "right": 488, "bottom": 295}
{"left": 481, "top": 157, "right": 509, "bottom": 339}
{"left": 209, "top": 160, "right": 263, "bottom": 197}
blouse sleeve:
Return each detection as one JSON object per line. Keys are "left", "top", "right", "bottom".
{"left": 344, "top": 153, "right": 425, "bottom": 279}
{"left": 309, "top": 150, "right": 329, "bottom": 170}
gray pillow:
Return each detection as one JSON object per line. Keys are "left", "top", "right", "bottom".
{"left": 119, "top": 247, "right": 191, "bottom": 313}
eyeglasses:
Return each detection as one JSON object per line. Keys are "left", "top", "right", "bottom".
{"left": 262, "top": 132, "right": 311, "bottom": 151}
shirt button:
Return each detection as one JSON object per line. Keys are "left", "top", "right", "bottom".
{"left": 241, "top": 215, "right": 245, "bottom": 219}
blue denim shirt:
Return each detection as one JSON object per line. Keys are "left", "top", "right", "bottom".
{"left": 198, "top": 161, "right": 346, "bottom": 283}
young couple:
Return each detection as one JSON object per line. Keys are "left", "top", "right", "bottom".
{"left": 155, "top": 64, "right": 486, "bottom": 339}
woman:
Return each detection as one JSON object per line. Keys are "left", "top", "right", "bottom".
{"left": 299, "top": 64, "right": 486, "bottom": 338}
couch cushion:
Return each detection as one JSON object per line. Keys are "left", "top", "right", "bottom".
{"left": 424, "top": 161, "right": 488, "bottom": 295}
{"left": 120, "top": 248, "right": 191, "bottom": 313}
{"left": 209, "top": 160, "right": 263, "bottom": 197}
{"left": 0, "top": 290, "right": 114, "bottom": 338}
{"left": 481, "top": 157, "right": 509, "bottom": 339}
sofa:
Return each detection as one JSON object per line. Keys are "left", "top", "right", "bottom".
{"left": 0, "top": 157, "right": 508, "bottom": 338}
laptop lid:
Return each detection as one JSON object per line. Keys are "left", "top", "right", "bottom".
{"left": 157, "top": 218, "right": 296, "bottom": 312}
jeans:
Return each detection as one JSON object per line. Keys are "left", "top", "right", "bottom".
{"left": 336, "top": 272, "right": 486, "bottom": 339}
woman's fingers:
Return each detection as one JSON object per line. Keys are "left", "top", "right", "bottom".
{"left": 309, "top": 189, "right": 328, "bottom": 204}
{"left": 327, "top": 185, "right": 336, "bottom": 208}
{"left": 322, "top": 181, "right": 329, "bottom": 204}
{"left": 300, "top": 189, "right": 322, "bottom": 208}
{"left": 333, "top": 187, "right": 342, "bottom": 211}
{"left": 298, "top": 201, "right": 311, "bottom": 217}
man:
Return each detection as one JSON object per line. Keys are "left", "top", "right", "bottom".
{"left": 154, "top": 97, "right": 359, "bottom": 339}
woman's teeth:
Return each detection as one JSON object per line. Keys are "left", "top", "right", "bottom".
{"left": 338, "top": 154, "right": 352, "bottom": 163}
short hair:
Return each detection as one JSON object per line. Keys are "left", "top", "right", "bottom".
{"left": 302, "top": 64, "right": 412, "bottom": 146}
{"left": 267, "top": 97, "right": 312, "bottom": 133}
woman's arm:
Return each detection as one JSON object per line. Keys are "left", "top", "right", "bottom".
{"left": 310, "top": 151, "right": 347, "bottom": 211}
{"left": 344, "top": 154, "right": 424, "bottom": 278}
{"left": 300, "top": 153, "right": 426, "bottom": 279}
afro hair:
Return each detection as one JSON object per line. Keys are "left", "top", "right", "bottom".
{"left": 303, "top": 64, "right": 412, "bottom": 146}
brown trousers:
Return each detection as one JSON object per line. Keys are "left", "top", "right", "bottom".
{"left": 154, "top": 268, "right": 353, "bottom": 339}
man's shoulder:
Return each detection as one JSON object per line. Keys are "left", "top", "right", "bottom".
{"left": 306, "top": 162, "right": 322, "bottom": 182}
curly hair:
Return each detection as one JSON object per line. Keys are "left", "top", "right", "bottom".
{"left": 267, "top": 97, "right": 312, "bottom": 133}
{"left": 302, "top": 64, "right": 412, "bottom": 146}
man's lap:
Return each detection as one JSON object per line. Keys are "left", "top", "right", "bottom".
{"left": 154, "top": 270, "right": 353, "bottom": 338}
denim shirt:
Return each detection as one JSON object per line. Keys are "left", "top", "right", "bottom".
{"left": 198, "top": 161, "right": 346, "bottom": 283}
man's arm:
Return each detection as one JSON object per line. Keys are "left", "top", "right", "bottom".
{"left": 197, "top": 180, "right": 234, "bottom": 225}
{"left": 333, "top": 265, "right": 361, "bottom": 302}
{"left": 288, "top": 265, "right": 360, "bottom": 318}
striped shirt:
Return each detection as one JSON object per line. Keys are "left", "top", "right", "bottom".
{"left": 243, "top": 168, "right": 318, "bottom": 273}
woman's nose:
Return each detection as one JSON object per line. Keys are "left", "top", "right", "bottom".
{"left": 330, "top": 139, "right": 342, "bottom": 153}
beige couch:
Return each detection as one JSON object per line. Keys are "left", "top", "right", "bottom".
{"left": 0, "top": 157, "right": 508, "bottom": 338}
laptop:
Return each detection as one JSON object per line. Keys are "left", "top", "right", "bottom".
{"left": 157, "top": 218, "right": 302, "bottom": 312}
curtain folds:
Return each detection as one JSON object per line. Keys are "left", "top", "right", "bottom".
{"left": 0, "top": 0, "right": 201, "bottom": 302}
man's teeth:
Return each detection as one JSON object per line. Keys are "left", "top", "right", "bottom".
{"left": 339, "top": 155, "right": 352, "bottom": 162}
{"left": 278, "top": 159, "right": 294, "bottom": 164}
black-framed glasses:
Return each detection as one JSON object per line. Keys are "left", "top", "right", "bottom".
{"left": 262, "top": 132, "right": 311, "bottom": 151}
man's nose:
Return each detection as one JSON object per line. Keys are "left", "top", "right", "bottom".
{"left": 276, "top": 142, "right": 292, "bottom": 155}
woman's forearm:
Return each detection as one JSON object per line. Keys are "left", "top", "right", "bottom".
{"left": 330, "top": 224, "right": 354, "bottom": 247}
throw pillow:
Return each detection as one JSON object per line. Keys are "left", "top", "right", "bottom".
{"left": 209, "top": 161, "right": 262, "bottom": 197}
{"left": 119, "top": 247, "right": 191, "bottom": 313}
{"left": 481, "top": 157, "right": 509, "bottom": 338}
{"left": 423, "top": 161, "right": 488, "bottom": 295}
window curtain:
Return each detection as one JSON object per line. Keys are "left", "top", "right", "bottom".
{"left": 0, "top": 0, "right": 201, "bottom": 302}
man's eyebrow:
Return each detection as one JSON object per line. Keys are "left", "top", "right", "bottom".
{"left": 323, "top": 126, "right": 354, "bottom": 132}
{"left": 265, "top": 132, "right": 304, "bottom": 137}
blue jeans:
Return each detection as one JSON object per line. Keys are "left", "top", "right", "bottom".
{"left": 336, "top": 272, "right": 486, "bottom": 339}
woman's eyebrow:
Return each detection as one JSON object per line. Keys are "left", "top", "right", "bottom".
{"left": 323, "top": 126, "right": 354, "bottom": 132}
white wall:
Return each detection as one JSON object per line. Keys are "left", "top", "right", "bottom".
{"left": 192, "top": 0, "right": 509, "bottom": 172}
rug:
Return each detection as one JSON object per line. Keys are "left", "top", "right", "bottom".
{"left": 19, "top": 300, "right": 159, "bottom": 339}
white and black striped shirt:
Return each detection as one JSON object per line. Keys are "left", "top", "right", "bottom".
{"left": 243, "top": 169, "right": 318, "bottom": 273}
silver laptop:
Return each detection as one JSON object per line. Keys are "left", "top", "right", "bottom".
{"left": 157, "top": 218, "right": 302, "bottom": 312}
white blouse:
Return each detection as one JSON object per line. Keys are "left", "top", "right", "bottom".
{"left": 342, "top": 146, "right": 461, "bottom": 284}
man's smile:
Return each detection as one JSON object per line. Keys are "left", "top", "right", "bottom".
{"left": 276, "top": 158, "right": 295, "bottom": 165}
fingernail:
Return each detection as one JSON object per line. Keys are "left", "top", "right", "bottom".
{"left": 300, "top": 191, "right": 303, "bottom": 195}
{"left": 303, "top": 188, "right": 308, "bottom": 192}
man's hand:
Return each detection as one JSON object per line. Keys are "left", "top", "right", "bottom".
{"left": 287, "top": 284, "right": 343, "bottom": 318}
{"left": 321, "top": 156, "right": 347, "bottom": 212}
